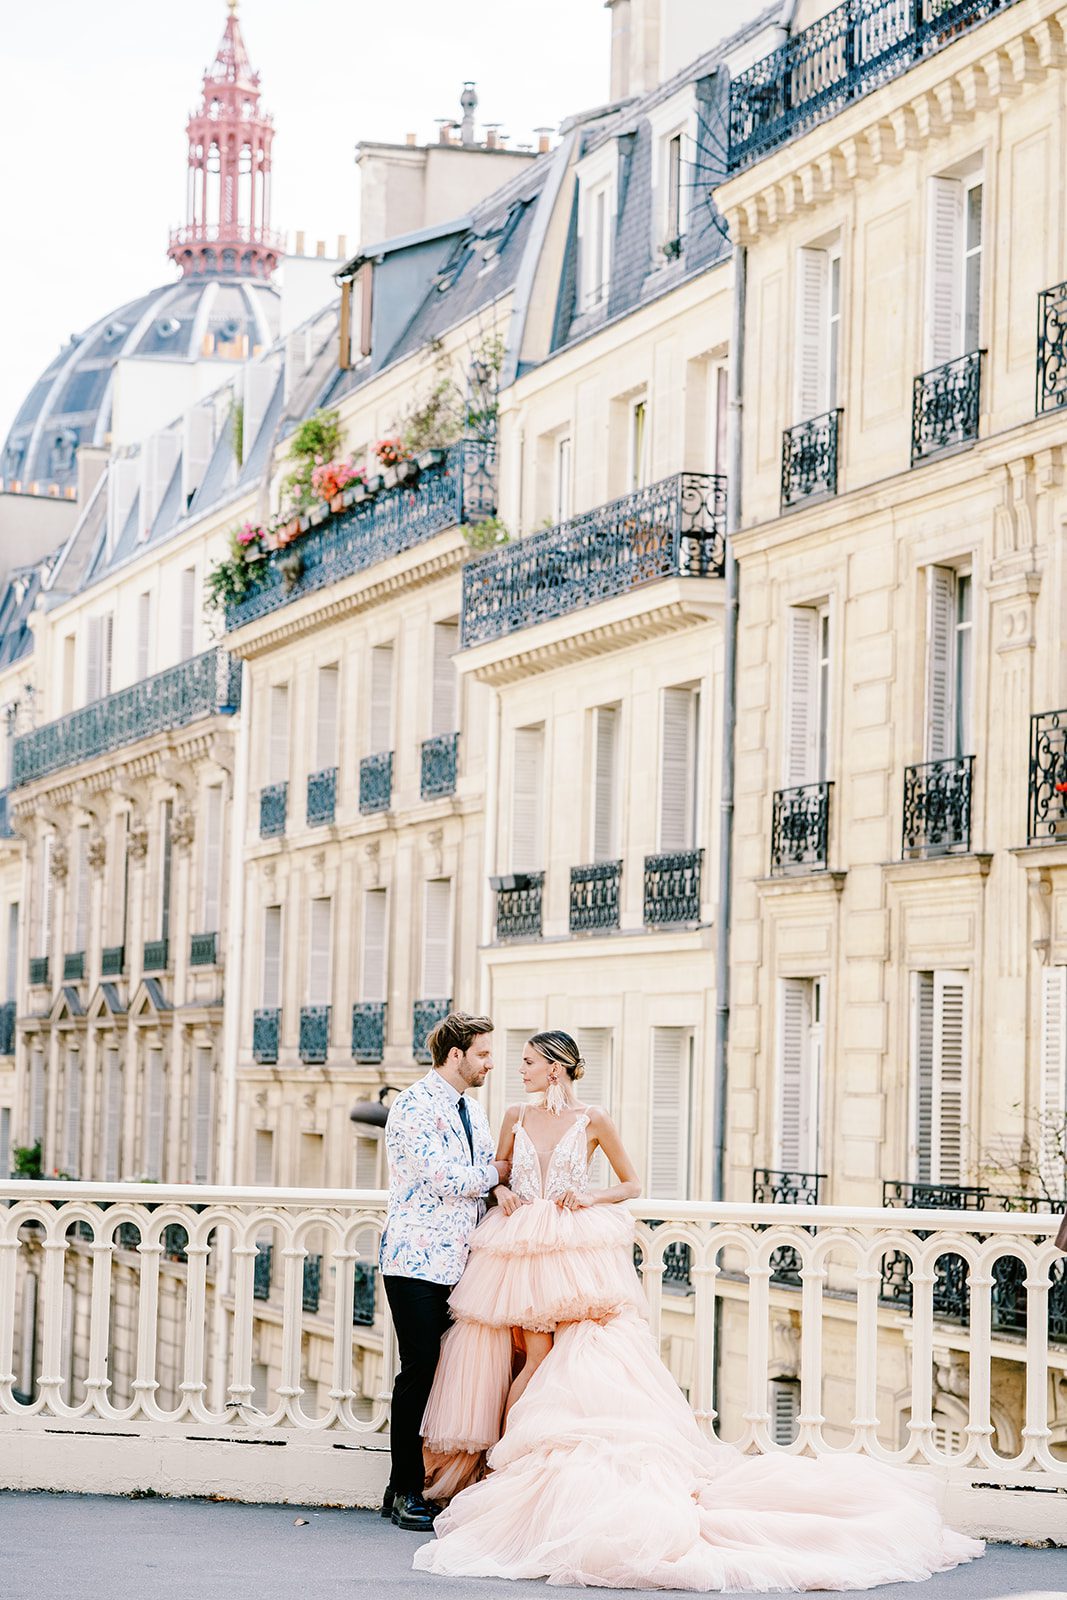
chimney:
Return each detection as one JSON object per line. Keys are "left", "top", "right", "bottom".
{"left": 337, "top": 235, "right": 347, "bottom": 258}
{"left": 295, "top": 229, "right": 306, "bottom": 255}
{"left": 485, "top": 124, "right": 499, "bottom": 151}
{"left": 436, "top": 119, "right": 454, "bottom": 144}
{"left": 535, "top": 127, "right": 552, "bottom": 155}
{"left": 316, "top": 239, "right": 326, "bottom": 258}
{"left": 405, "top": 131, "right": 417, "bottom": 146}
{"left": 460, "top": 81, "right": 477, "bottom": 146}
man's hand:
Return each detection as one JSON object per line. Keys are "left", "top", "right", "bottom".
{"left": 494, "top": 1185, "right": 525, "bottom": 1216}
{"left": 494, "top": 1157, "right": 511, "bottom": 1185}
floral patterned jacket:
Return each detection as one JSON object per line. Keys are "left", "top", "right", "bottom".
{"left": 378, "top": 1070, "right": 497, "bottom": 1285}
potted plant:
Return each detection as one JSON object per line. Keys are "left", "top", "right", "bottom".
{"left": 12, "top": 1141, "right": 42, "bottom": 1180}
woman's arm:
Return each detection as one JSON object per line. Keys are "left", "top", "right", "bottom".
{"left": 491, "top": 1106, "right": 525, "bottom": 1216}
{"left": 561, "top": 1107, "right": 641, "bottom": 1208}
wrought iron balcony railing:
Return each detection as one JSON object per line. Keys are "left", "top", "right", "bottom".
{"left": 902, "top": 755, "right": 973, "bottom": 857}
{"left": 753, "top": 1168, "right": 826, "bottom": 1286}
{"left": 0, "top": 790, "right": 13, "bottom": 839}
{"left": 1028, "top": 709, "right": 1067, "bottom": 845}
{"left": 259, "top": 781, "right": 288, "bottom": 839}
{"left": 28, "top": 956, "right": 49, "bottom": 987}
{"left": 143, "top": 939, "right": 169, "bottom": 973}
{"left": 190, "top": 932, "right": 217, "bottom": 967}
{"left": 0, "top": 1000, "right": 14, "bottom": 1056}
{"left": 569, "top": 861, "right": 621, "bottom": 933}
{"left": 306, "top": 767, "right": 337, "bottom": 827}
{"left": 492, "top": 872, "right": 544, "bottom": 941}
{"left": 63, "top": 951, "right": 85, "bottom": 982}
{"left": 1036, "top": 279, "right": 1067, "bottom": 414}
{"left": 413, "top": 998, "right": 452, "bottom": 1065}
{"left": 352, "top": 1001, "right": 386, "bottom": 1064}
{"left": 461, "top": 472, "right": 727, "bottom": 648}
{"left": 771, "top": 782, "right": 832, "bottom": 874}
{"left": 11, "top": 647, "right": 241, "bottom": 788}
{"left": 302, "top": 1255, "right": 323, "bottom": 1314}
{"left": 353, "top": 1262, "right": 376, "bottom": 1327}
{"left": 253, "top": 1243, "right": 272, "bottom": 1301}
{"left": 359, "top": 752, "right": 392, "bottom": 815}
{"left": 728, "top": 0, "right": 1017, "bottom": 173}
{"left": 299, "top": 1006, "right": 331, "bottom": 1064}
{"left": 420, "top": 732, "right": 458, "bottom": 800}
{"left": 781, "top": 410, "right": 842, "bottom": 510}
{"left": 911, "top": 350, "right": 983, "bottom": 465}
{"left": 101, "top": 945, "right": 125, "bottom": 977}
{"left": 253, "top": 1008, "right": 280, "bottom": 1065}
{"left": 643, "top": 849, "right": 703, "bottom": 926}
{"left": 226, "top": 442, "right": 496, "bottom": 630}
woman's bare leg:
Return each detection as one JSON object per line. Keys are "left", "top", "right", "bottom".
{"left": 502, "top": 1329, "right": 553, "bottom": 1426}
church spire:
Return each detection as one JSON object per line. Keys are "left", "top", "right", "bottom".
{"left": 167, "top": 1, "right": 282, "bottom": 280}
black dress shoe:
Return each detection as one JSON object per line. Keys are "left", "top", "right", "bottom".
{"left": 390, "top": 1491, "right": 439, "bottom": 1531}
{"left": 380, "top": 1484, "right": 396, "bottom": 1519}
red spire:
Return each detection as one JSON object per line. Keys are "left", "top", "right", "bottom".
{"left": 168, "top": 1, "right": 283, "bottom": 280}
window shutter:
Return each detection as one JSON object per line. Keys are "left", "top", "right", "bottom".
{"left": 6, "top": 902, "right": 19, "bottom": 1000}
{"left": 354, "top": 1133, "right": 381, "bottom": 1188}
{"left": 254, "top": 1128, "right": 274, "bottom": 1186}
{"left": 40, "top": 835, "right": 54, "bottom": 957}
{"left": 361, "top": 890, "right": 388, "bottom": 1002}
{"left": 64, "top": 1050, "right": 81, "bottom": 1176}
{"left": 102, "top": 614, "right": 114, "bottom": 698}
{"left": 192, "top": 1047, "right": 213, "bottom": 1184}
{"left": 770, "top": 1379, "right": 801, "bottom": 1446}
{"left": 431, "top": 625, "right": 458, "bottom": 739}
{"left": 777, "top": 980, "right": 809, "bottom": 1171}
{"left": 307, "top": 898, "right": 332, "bottom": 1006}
{"left": 30, "top": 1048, "right": 46, "bottom": 1146}
{"left": 784, "top": 609, "right": 818, "bottom": 787}
{"left": 103, "top": 1048, "right": 122, "bottom": 1184}
{"left": 159, "top": 800, "right": 173, "bottom": 941}
{"left": 913, "top": 971, "right": 935, "bottom": 1182}
{"left": 932, "top": 971, "right": 967, "bottom": 1183}
{"left": 179, "top": 568, "right": 197, "bottom": 660}
{"left": 144, "top": 1048, "right": 165, "bottom": 1180}
{"left": 796, "top": 247, "right": 829, "bottom": 421}
{"left": 511, "top": 727, "right": 544, "bottom": 871}
{"left": 369, "top": 645, "right": 394, "bottom": 754}
{"left": 421, "top": 879, "right": 452, "bottom": 998}
{"left": 925, "top": 567, "right": 957, "bottom": 762}
{"left": 1039, "top": 966, "right": 1066, "bottom": 1191}
{"left": 262, "top": 906, "right": 282, "bottom": 1007}
{"left": 269, "top": 684, "right": 289, "bottom": 785}
{"left": 578, "top": 1027, "right": 612, "bottom": 1186}
{"left": 659, "top": 689, "right": 696, "bottom": 852}
{"left": 926, "top": 176, "right": 963, "bottom": 366}
{"left": 86, "top": 617, "right": 103, "bottom": 703}
{"left": 315, "top": 665, "right": 340, "bottom": 771}
{"left": 504, "top": 1028, "right": 529, "bottom": 1104}
{"left": 182, "top": 403, "right": 215, "bottom": 505}
{"left": 556, "top": 437, "right": 572, "bottom": 522}
{"left": 648, "top": 1026, "right": 690, "bottom": 1200}
{"left": 201, "top": 784, "right": 223, "bottom": 930}
{"left": 136, "top": 593, "right": 152, "bottom": 681}
{"left": 73, "top": 825, "right": 90, "bottom": 951}
{"left": 592, "top": 707, "right": 618, "bottom": 862}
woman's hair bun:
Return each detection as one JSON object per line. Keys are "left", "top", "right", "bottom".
{"left": 572, "top": 1058, "right": 586, "bottom": 1080}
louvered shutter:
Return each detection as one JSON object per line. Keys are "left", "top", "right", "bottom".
{"left": 431, "top": 624, "right": 458, "bottom": 738}
{"left": 503, "top": 1029, "right": 530, "bottom": 1104}
{"left": 136, "top": 593, "right": 152, "bottom": 681}
{"left": 85, "top": 617, "right": 103, "bottom": 703}
{"left": 315, "top": 665, "right": 340, "bottom": 771}
{"left": 29, "top": 1048, "right": 45, "bottom": 1146}
{"left": 648, "top": 1027, "right": 690, "bottom": 1200}
{"left": 102, "top": 614, "right": 114, "bottom": 697}
{"left": 369, "top": 645, "right": 394, "bottom": 755}
{"left": 192, "top": 1047, "right": 213, "bottom": 1184}
{"left": 179, "top": 568, "right": 197, "bottom": 660}
{"left": 556, "top": 437, "right": 572, "bottom": 522}
{"left": 254, "top": 1128, "right": 274, "bottom": 1185}
{"left": 770, "top": 1379, "right": 801, "bottom": 1446}
{"left": 511, "top": 727, "right": 543, "bottom": 871}
{"left": 201, "top": 784, "right": 223, "bottom": 930}
{"left": 159, "top": 801, "right": 173, "bottom": 942}
{"left": 592, "top": 707, "right": 618, "bottom": 862}
{"left": 64, "top": 1050, "right": 81, "bottom": 1176}
{"left": 262, "top": 907, "right": 282, "bottom": 1007}
{"left": 1039, "top": 966, "right": 1066, "bottom": 1191}
{"left": 796, "top": 248, "right": 829, "bottom": 421}
{"left": 784, "top": 609, "right": 818, "bottom": 787}
{"left": 354, "top": 1133, "right": 381, "bottom": 1188}
{"left": 73, "top": 826, "right": 90, "bottom": 951}
{"left": 144, "top": 1049, "right": 165, "bottom": 1180}
{"left": 777, "top": 980, "right": 809, "bottom": 1171}
{"left": 242, "top": 361, "right": 278, "bottom": 462}
{"left": 182, "top": 403, "right": 215, "bottom": 505}
{"left": 926, "top": 177, "right": 963, "bottom": 366}
{"left": 659, "top": 689, "right": 696, "bottom": 852}
{"left": 933, "top": 971, "right": 967, "bottom": 1183}
{"left": 269, "top": 684, "right": 289, "bottom": 785}
{"left": 103, "top": 1048, "right": 122, "bottom": 1184}
{"left": 913, "top": 971, "right": 935, "bottom": 1182}
{"left": 308, "top": 898, "right": 332, "bottom": 1006}
{"left": 578, "top": 1027, "right": 612, "bottom": 1186}
{"left": 0, "top": 1109, "right": 9, "bottom": 1179}
{"left": 6, "top": 902, "right": 19, "bottom": 1000}
{"left": 925, "top": 567, "right": 957, "bottom": 762}
{"left": 421, "top": 879, "right": 452, "bottom": 999}
{"left": 361, "top": 890, "right": 387, "bottom": 1002}
{"left": 39, "top": 835, "right": 54, "bottom": 957}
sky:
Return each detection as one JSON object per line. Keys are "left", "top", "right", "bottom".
{"left": 0, "top": 0, "right": 614, "bottom": 446}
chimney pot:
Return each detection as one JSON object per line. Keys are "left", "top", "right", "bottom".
{"left": 405, "top": 131, "right": 417, "bottom": 146}
{"left": 295, "top": 228, "right": 306, "bottom": 255}
{"left": 316, "top": 239, "right": 325, "bottom": 258}
{"left": 337, "top": 234, "right": 347, "bottom": 259}
{"left": 538, "top": 133, "right": 551, "bottom": 154}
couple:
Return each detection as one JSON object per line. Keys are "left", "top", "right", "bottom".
{"left": 378, "top": 1011, "right": 983, "bottom": 1591}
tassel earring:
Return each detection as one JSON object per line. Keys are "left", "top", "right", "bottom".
{"left": 545, "top": 1074, "right": 567, "bottom": 1116}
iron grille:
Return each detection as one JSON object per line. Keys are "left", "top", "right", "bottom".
{"left": 302, "top": 1255, "right": 323, "bottom": 1314}
{"left": 569, "top": 861, "right": 622, "bottom": 932}
{"left": 643, "top": 850, "right": 703, "bottom": 926}
{"left": 352, "top": 1001, "right": 386, "bottom": 1063}
{"left": 0, "top": 1001, "right": 14, "bottom": 1056}
{"left": 911, "top": 350, "right": 983, "bottom": 465}
{"left": 253, "top": 1008, "right": 281, "bottom": 1065}
{"left": 259, "top": 781, "right": 288, "bottom": 839}
{"left": 353, "top": 1263, "right": 376, "bottom": 1327}
{"left": 0, "top": 790, "right": 13, "bottom": 838}
{"left": 253, "top": 1243, "right": 272, "bottom": 1301}
{"left": 771, "top": 783, "right": 832, "bottom": 874}
{"left": 1036, "top": 280, "right": 1067, "bottom": 413}
{"left": 1028, "top": 710, "right": 1067, "bottom": 845}
{"left": 28, "top": 956, "right": 49, "bottom": 987}
{"left": 101, "top": 945, "right": 125, "bottom": 977}
{"left": 359, "top": 752, "right": 392, "bottom": 815}
{"left": 753, "top": 1168, "right": 826, "bottom": 1286}
{"left": 493, "top": 873, "right": 544, "bottom": 941}
{"left": 781, "top": 410, "right": 842, "bottom": 510}
{"left": 306, "top": 767, "right": 337, "bottom": 827}
{"left": 420, "top": 732, "right": 459, "bottom": 800}
{"left": 299, "top": 1006, "right": 331, "bottom": 1064}
{"left": 190, "top": 932, "right": 218, "bottom": 967}
{"left": 902, "top": 756, "right": 973, "bottom": 857}
{"left": 413, "top": 998, "right": 452, "bottom": 1064}
{"left": 143, "top": 939, "right": 169, "bottom": 973}
{"left": 63, "top": 951, "right": 85, "bottom": 981}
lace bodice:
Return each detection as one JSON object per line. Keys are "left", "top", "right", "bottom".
{"left": 511, "top": 1110, "right": 591, "bottom": 1203}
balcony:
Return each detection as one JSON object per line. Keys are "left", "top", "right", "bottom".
{"left": 753, "top": 1168, "right": 826, "bottom": 1286}
{"left": 902, "top": 756, "right": 973, "bottom": 857}
{"left": 0, "top": 1000, "right": 14, "bottom": 1056}
{"left": 351, "top": 1001, "right": 386, "bottom": 1064}
{"left": 11, "top": 647, "right": 240, "bottom": 788}
{"left": 492, "top": 872, "right": 544, "bottom": 941}
{"left": 299, "top": 1006, "right": 331, "bottom": 1065}
{"left": 1028, "top": 709, "right": 1067, "bottom": 844}
{"left": 780, "top": 409, "right": 841, "bottom": 511}
{"left": 461, "top": 472, "right": 727, "bottom": 648}
{"left": 771, "top": 782, "right": 832, "bottom": 874}
{"left": 302, "top": 1254, "right": 323, "bottom": 1315}
{"left": 189, "top": 932, "right": 218, "bottom": 967}
{"left": 569, "top": 861, "right": 621, "bottom": 933}
{"left": 306, "top": 767, "right": 337, "bottom": 827}
{"left": 727, "top": 0, "right": 1019, "bottom": 173}
{"left": 1036, "top": 278, "right": 1067, "bottom": 413}
{"left": 0, "top": 789, "right": 14, "bottom": 838}
{"left": 911, "top": 350, "right": 983, "bottom": 465}
{"left": 252, "top": 1008, "right": 280, "bottom": 1065}
{"left": 359, "top": 752, "right": 392, "bottom": 815}
{"left": 413, "top": 997, "right": 451, "bottom": 1065}
{"left": 62, "top": 951, "right": 85, "bottom": 982}
{"left": 259, "top": 781, "right": 288, "bottom": 839}
{"left": 226, "top": 442, "right": 496, "bottom": 631}
{"left": 143, "top": 939, "right": 169, "bottom": 973}
{"left": 420, "top": 732, "right": 458, "bottom": 800}
{"left": 101, "top": 945, "right": 125, "bottom": 977}
{"left": 643, "top": 849, "right": 703, "bottom": 926}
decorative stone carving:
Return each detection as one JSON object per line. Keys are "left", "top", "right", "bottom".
{"left": 50, "top": 842, "right": 69, "bottom": 882}
{"left": 171, "top": 805, "right": 196, "bottom": 852}
{"left": 127, "top": 819, "right": 149, "bottom": 861}
{"left": 87, "top": 833, "right": 107, "bottom": 873}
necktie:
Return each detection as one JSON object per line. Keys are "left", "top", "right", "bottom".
{"left": 456, "top": 1095, "right": 475, "bottom": 1160}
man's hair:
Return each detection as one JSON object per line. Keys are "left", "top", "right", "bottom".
{"left": 426, "top": 1010, "right": 495, "bottom": 1068}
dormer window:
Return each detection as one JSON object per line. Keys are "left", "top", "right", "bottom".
{"left": 575, "top": 140, "right": 619, "bottom": 315}
{"left": 665, "top": 133, "right": 683, "bottom": 253}
{"left": 648, "top": 87, "right": 697, "bottom": 267}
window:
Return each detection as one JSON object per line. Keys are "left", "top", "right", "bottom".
{"left": 85, "top": 613, "right": 114, "bottom": 703}
{"left": 648, "top": 1027, "right": 693, "bottom": 1200}
{"left": 555, "top": 436, "right": 572, "bottom": 524}
{"left": 795, "top": 242, "right": 841, "bottom": 421}
{"left": 62, "top": 635, "right": 75, "bottom": 714}
{"left": 192, "top": 1047, "right": 213, "bottom": 1184}
{"left": 158, "top": 800, "right": 173, "bottom": 941}
{"left": 136, "top": 592, "right": 152, "bottom": 680}
{"left": 63, "top": 1047, "right": 81, "bottom": 1177}
{"left": 658, "top": 687, "right": 698, "bottom": 852}
{"left": 664, "top": 132, "right": 683, "bottom": 247}
{"left": 254, "top": 1128, "right": 274, "bottom": 1185}
{"left": 143, "top": 1047, "right": 166, "bottom": 1181}
{"left": 911, "top": 970, "right": 968, "bottom": 1183}
{"left": 299, "top": 1131, "right": 324, "bottom": 1187}
{"left": 925, "top": 567, "right": 972, "bottom": 761}
{"left": 430, "top": 624, "right": 458, "bottom": 739}
{"left": 29, "top": 1047, "right": 46, "bottom": 1148}
{"left": 37, "top": 835, "right": 54, "bottom": 959}
{"left": 307, "top": 898, "right": 332, "bottom": 1007}
{"left": 591, "top": 705, "right": 619, "bottom": 862}
{"left": 268, "top": 683, "right": 290, "bottom": 785}
{"left": 926, "top": 173, "right": 983, "bottom": 365}
{"left": 102, "top": 1048, "right": 122, "bottom": 1184}
{"left": 421, "top": 879, "right": 452, "bottom": 999}
{"left": 629, "top": 398, "right": 649, "bottom": 491}
{"left": 776, "top": 979, "right": 823, "bottom": 1173}
{"left": 369, "top": 644, "right": 394, "bottom": 754}
{"left": 504, "top": 1028, "right": 530, "bottom": 1103}
{"left": 315, "top": 664, "right": 340, "bottom": 772}
{"left": 784, "top": 605, "right": 831, "bottom": 787}
{"left": 110, "top": 812, "right": 130, "bottom": 947}
{"left": 769, "top": 1378, "right": 801, "bottom": 1446}
{"left": 201, "top": 784, "right": 223, "bottom": 931}
{"left": 262, "top": 906, "right": 282, "bottom": 1007}
{"left": 72, "top": 825, "right": 90, "bottom": 953}
{"left": 0, "top": 1107, "right": 9, "bottom": 1181}
{"left": 580, "top": 178, "right": 613, "bottom": 311}
{"left": 709, "top": 364, "right": 728, "bottom": 477}
{"left": 6, "top": 902, "right": 18, "bottom": 1000}
{"left": 179, "top": 568, "right": 197, "bottom": 660}
{"left": 354, "top": 1131, "right": 383, "bottom": 1188}
{"left": 511, "top": 726, "right": 544, "bottom": 871}
{"left": 578, "top": 1027, "right": 613, "bottom": 1186}
{"left": 1039, "top": 967, "right": 1067, "bottom": 1190}
{"left": 361, "top": 889, "right": 388, "bottom": 1002}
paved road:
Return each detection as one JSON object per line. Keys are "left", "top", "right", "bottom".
{"left": 1, "top": 1494, "right": 1065, "bottom": 1600}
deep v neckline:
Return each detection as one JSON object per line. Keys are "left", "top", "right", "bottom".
{"left": 516, "top": 1114, "right": 588, "bottom": 1195}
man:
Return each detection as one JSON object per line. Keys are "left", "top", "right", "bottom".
{"left": 378, "top": 1010, "right": 508, "bottom": 1532}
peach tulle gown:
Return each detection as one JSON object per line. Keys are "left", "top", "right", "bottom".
{"left": 415, "top": 1107, "right": 984, "bottom": 1592}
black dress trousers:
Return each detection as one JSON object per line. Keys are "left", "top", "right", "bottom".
{"left": 383, "top": 1274, "right": 454, "bottom": 1495}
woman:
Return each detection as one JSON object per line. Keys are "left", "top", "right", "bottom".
{"left": 415, "top": 1031, "right": 983, "bottom": 1591}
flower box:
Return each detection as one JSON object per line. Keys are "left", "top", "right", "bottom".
{"left": 395, "top": 459, "right": 419, "bottom": 485}
{"left": 416, "top": 448, "right": 444, "bottom": 470}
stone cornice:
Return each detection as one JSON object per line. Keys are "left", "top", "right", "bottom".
{"left": 717, "top": 0, "right": 1067, "bottom": 246}
{"left": 9, "top": 722, "right": 234, "bottom": 819}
